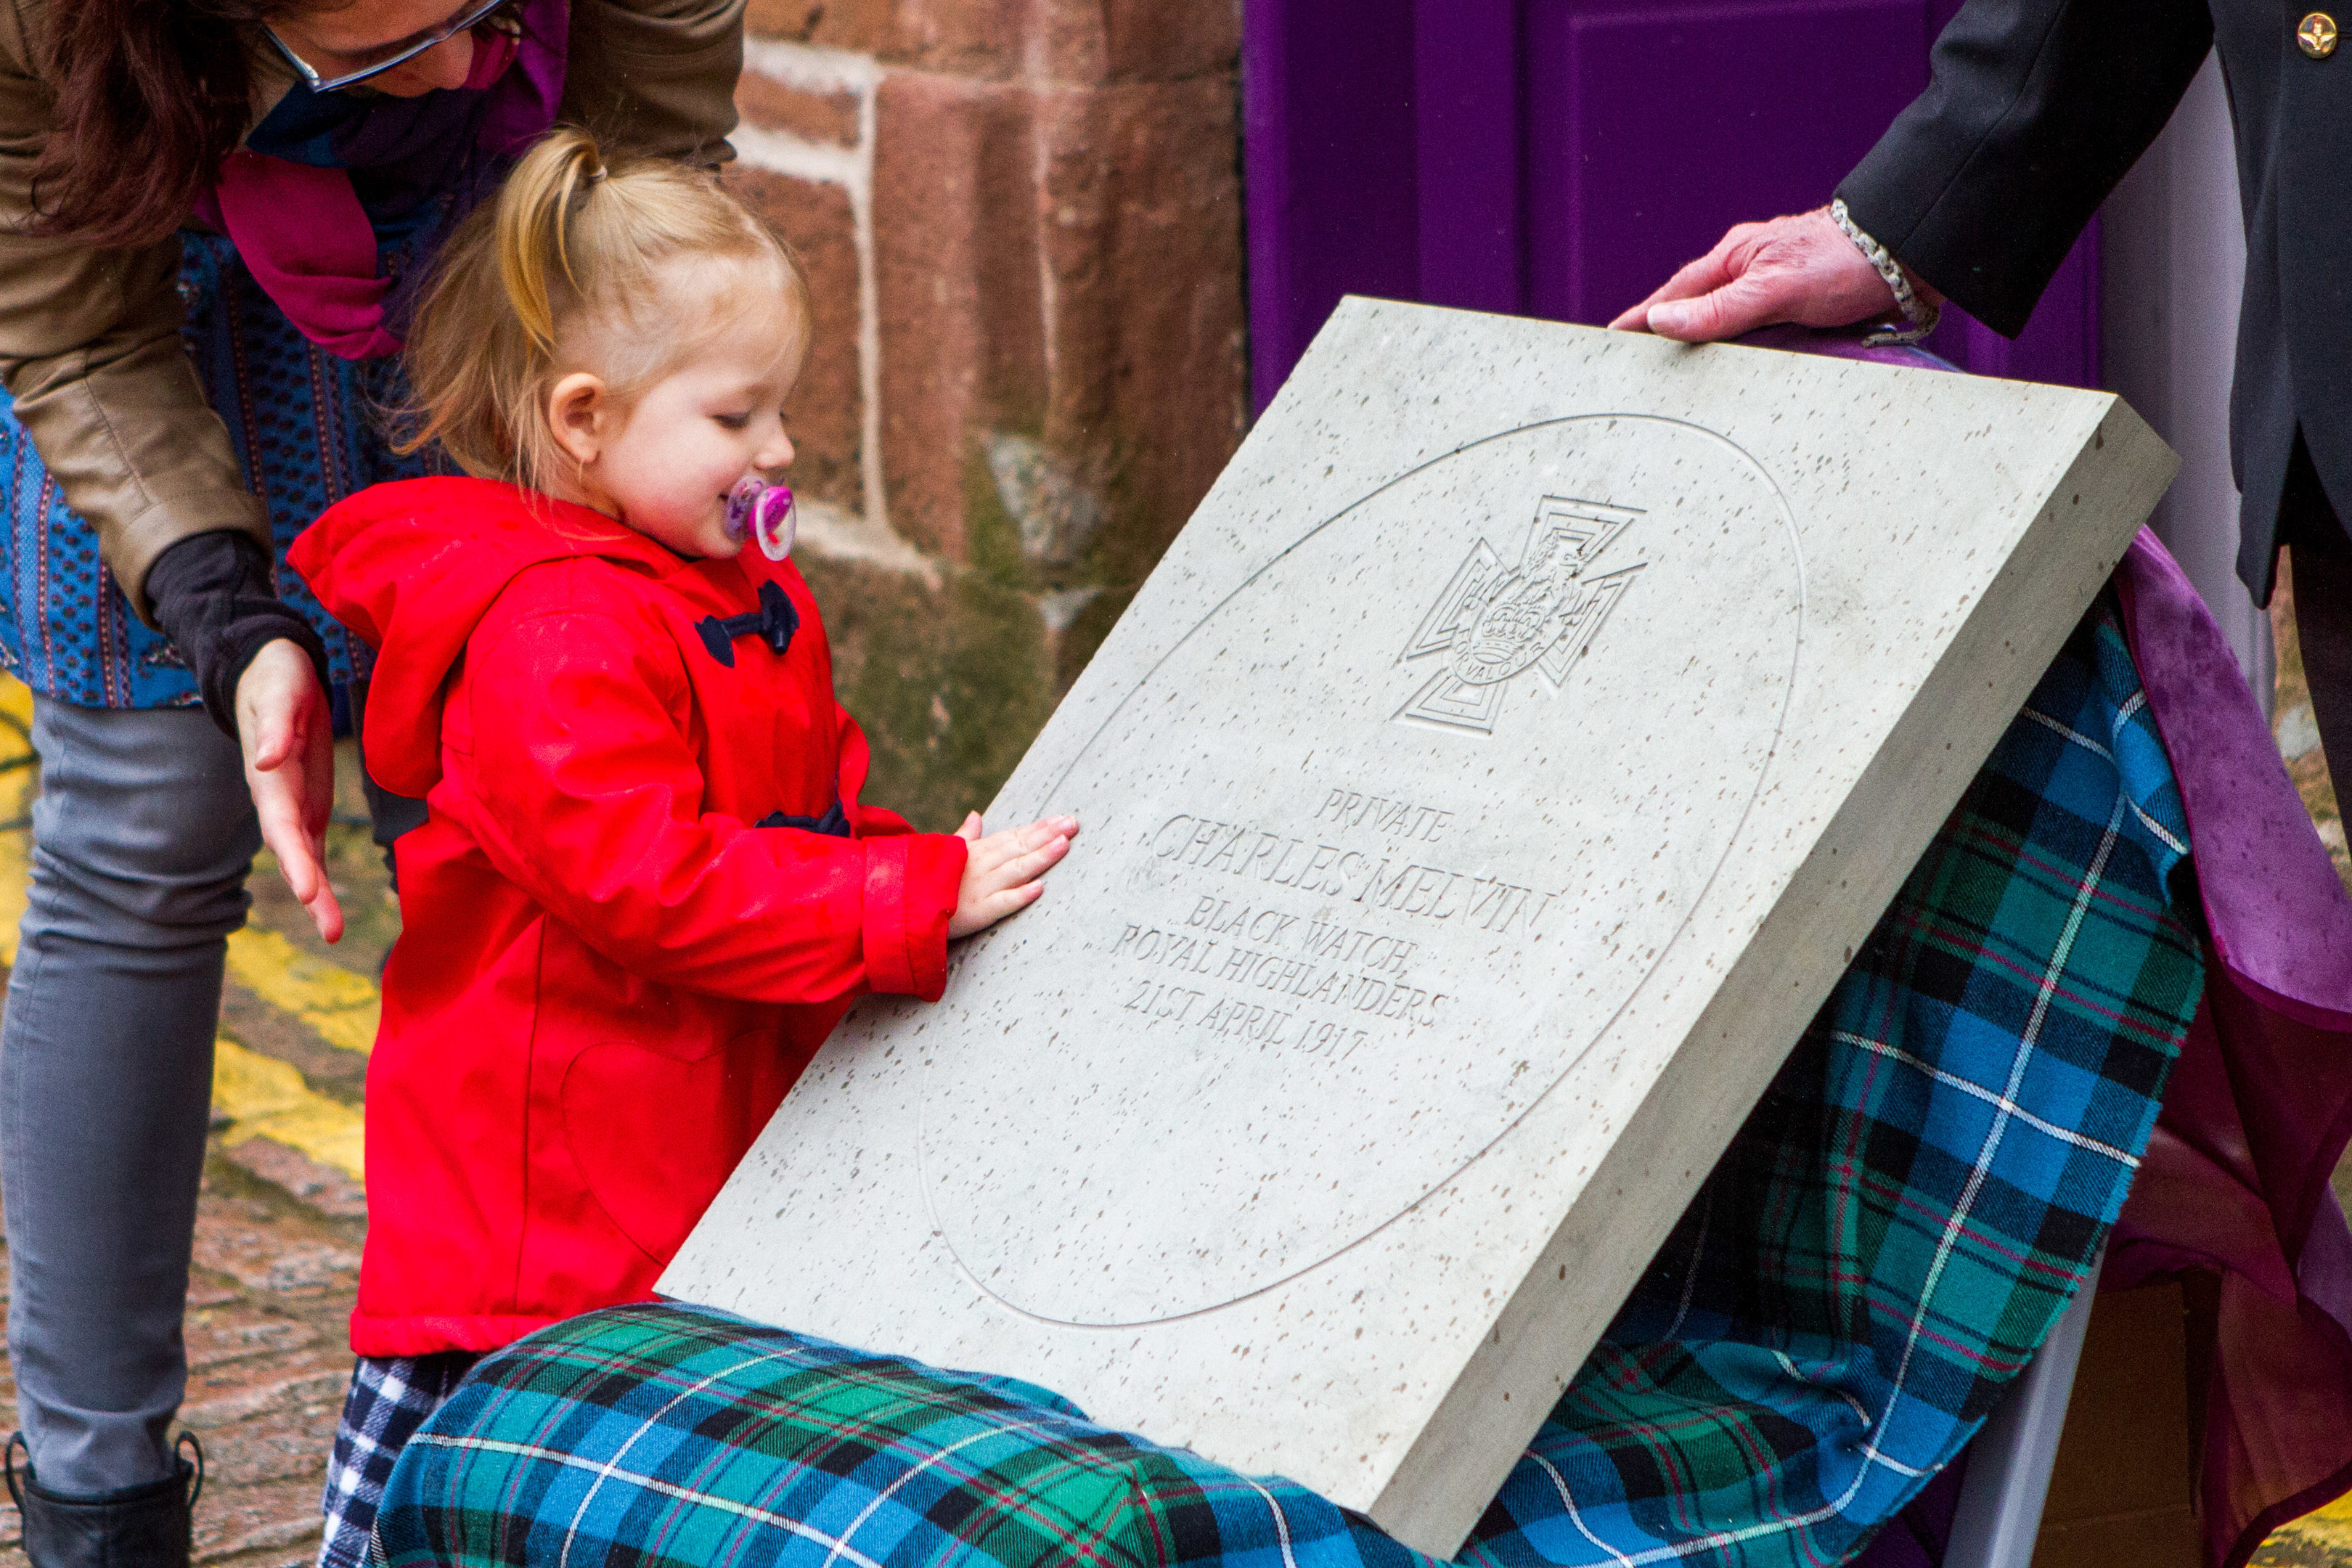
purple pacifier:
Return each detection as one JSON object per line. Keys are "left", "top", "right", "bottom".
{"left": 724, "top": 478, "right": 798, "bottom": 562}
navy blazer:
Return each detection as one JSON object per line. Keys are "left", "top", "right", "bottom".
{"left": 1836, "top": 0, "right": 2351, "bottom": 597}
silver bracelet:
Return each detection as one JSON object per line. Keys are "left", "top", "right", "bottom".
{"left": 1830, "top": 198, "right": 1941, "bottom": 346}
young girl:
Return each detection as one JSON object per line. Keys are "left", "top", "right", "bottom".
{"left": 287, "top": 128, "right": 1076, "bottom": 1568}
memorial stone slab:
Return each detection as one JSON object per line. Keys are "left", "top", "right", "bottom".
{"left": 662, "top": 303, "right": 2178, "bottom": 1556}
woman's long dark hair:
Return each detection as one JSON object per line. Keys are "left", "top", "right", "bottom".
{"left": 30, "top": 0, "right": 311, "bottom": 249}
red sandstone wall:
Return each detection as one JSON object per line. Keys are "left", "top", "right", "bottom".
{"left": 722, "top": 4, "right": 1246, "bottom": 828}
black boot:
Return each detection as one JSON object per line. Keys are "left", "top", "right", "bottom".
{"left": 5, "top": 1433, "right": 202, "bottom": 1568}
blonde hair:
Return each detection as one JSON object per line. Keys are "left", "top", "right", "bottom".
{"left": 400, "top": 126, "right": 810, "bottom": 494}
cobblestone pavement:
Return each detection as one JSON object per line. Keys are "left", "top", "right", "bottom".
{"left": 0, "top": 568, "right": 2339, "bottom": 1568}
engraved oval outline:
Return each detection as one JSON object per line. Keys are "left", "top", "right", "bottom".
{"left": 917, "top": 414, "right": 1807, "bottom": 1328}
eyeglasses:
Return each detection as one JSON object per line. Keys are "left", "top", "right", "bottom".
{"left": 265, "top": 0, "right": 517, "bottom": 94}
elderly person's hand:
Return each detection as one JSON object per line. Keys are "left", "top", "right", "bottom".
{"left": 1609, "top": 205, "right": 1943, "bottom": 343}
{"left": 237, "top": 638, "right": 345, "bottom": 943}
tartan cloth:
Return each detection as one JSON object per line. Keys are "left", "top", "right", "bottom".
{"left": 377, "top": 1303, "right": 1431, "bottom": 1568}
{"left": 322, "top": 1354, "right": 483, "bottom": 1568}
{"left": 374, "top": 595, "right": 2205, "bottom": 1568}
{"left": 1460, "top": 596, "right": 2202, "bottom": 1566}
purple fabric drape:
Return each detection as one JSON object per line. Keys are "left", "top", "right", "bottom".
{"left": 2109, "top": 531, "right": 2352, "bottom": 1568}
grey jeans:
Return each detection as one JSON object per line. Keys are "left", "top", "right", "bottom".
{"left": 0, "top": 698, "right": 259, "bottom": 1496}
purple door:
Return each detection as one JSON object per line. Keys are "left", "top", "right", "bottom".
{"left": 1243, "top": 0, "right": 2101, "bottom": 412}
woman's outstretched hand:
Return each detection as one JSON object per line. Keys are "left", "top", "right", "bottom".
{"left": 1609, "top": 205, "right": 1932, "bottom": 342}
{"left": 236, "top": 638, "right": 344, "bottom": 943}
{"left": 949, "top": 812, "right": 1077, "bottom": 939}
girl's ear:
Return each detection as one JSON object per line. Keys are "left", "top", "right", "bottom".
{"left": 547, "top": 372, "right": 610, "bottom": 467}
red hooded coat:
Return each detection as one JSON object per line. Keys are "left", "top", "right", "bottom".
{"left": 289, "top": 477, "right": 967, "bottom": 1357}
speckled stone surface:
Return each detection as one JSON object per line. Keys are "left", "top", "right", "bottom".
{"left": 661, "top": 302, "right": 2179, "bottom": 1556}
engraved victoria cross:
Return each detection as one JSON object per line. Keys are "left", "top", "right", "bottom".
{"left": 1394, "top": 496, "right": 1646, "bottom": 736}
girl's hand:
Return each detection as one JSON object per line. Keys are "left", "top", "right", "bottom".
{"left": 949, "top": 812, "right": 1077, "bottom": 939}
{"left": 237, "top": 638, "right": 344, "bottom": 943}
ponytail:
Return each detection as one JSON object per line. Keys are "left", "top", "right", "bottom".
{"left": 30, "top": 0, "right": 304, "bottom": 248}
{"left": 495, "top": 129, "right": 608, "bottom": 351}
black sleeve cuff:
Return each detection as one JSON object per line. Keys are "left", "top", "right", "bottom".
{"left": 1835, "top": 0, "right": 2212, "bottom": 339}
{"left": 146, "top": 531, "right": 331, "bottom": 738}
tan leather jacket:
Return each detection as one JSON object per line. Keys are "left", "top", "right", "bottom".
{"left": 0, "top": 0, "right": 745, "bottom": 622}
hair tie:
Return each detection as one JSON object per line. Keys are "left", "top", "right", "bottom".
{"left": 585, "top": 163, "right": 608, "bottom": 185}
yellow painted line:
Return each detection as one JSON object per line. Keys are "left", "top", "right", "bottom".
{"left": 226, "top": 926, "right": 381, "bottom": 1056}
{"left": 0, "top": 673, "right": 34, "bottom": 968}
{"left": 211, "top": 1037, "right": 364, "bottom": 1180}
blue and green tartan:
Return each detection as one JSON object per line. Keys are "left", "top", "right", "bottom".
{"left": 378, "top": 1304, "right": 1429, "bottom": 1568}
{"left": 375, "top": 597, "right": 2205, "bottom": 1568}
{"left": 1463, "top": 597, "right": 2202, "bottom": 1566}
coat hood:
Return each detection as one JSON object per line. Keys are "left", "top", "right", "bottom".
{"left": 290, "top": 476, "right": 695, "bottom": 798}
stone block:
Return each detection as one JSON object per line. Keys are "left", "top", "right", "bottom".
{"left": 871, "top": 70, "right": 1242, "bottom": 573}
{"left": 1092, "top": 0, "right": 1241, "bottom": 83}
{"left": 740, "top": 0, "right": 873, "bottom": 49}
{"left": 870, "top": 70, "right": 1045, "bottom": 558}
{"left": 990, "top": 435, "right": 1103, "bottom": 567}
{"left": 799, "top": 553, "right": 1055, "bottom": 831}
{"left": 1050, "top": 581, "right": 1130, "bottom": 694}
{"left": 735, "top": 70, "right": 862, "bottom": 146}
{"left": 665, "top": 305, "right": 2178, "bottom": 1556}
{"left": 745, "top": 0, "right": 1027, "bottom": 78}
{"left": 725, "top": 168, "right": 865, "bottom": 517}
{"left": 743, "top": 0, "right": 1237, "bottom": 85}
{"left": 1032, "top": 76, "right": 1245, "bottom": 580}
